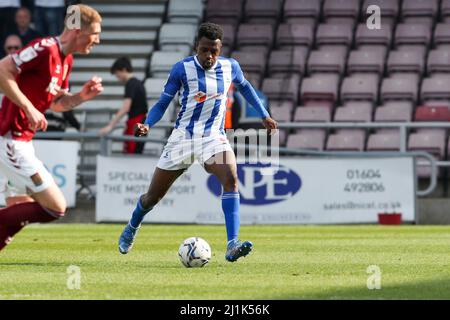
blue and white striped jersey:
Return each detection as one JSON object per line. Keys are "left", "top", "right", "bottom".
{"left": 161, "top": 55, "right": 246, "bottom": 138}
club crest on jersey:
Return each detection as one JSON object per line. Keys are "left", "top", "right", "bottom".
{"left": 16, "top": 47, "right": 38, "bottom": 64}
{"left": 194, "top": 91, "right": 224, "bottom": 103}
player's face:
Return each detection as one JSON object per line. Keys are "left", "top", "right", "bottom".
{"left": 76, "top": 22, "right": 101, "bottom": 54}
{"left": 196, "top": 37, "right": 221, "bottom": 70}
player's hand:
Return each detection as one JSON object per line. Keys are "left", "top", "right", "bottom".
{"left": 80, "top": 76, "right": 104, "bottom": 101}
{"left": 99, "top": 125, "right": 113, "bottom": 136}
{"left": 26, "top": 106, "right": 48, "bottom": 131}
{"left": 134, "top": 123, "right": 149, "bottom": 137}
{"left": 262, "top": 117, "right": 278, "bottom": 136}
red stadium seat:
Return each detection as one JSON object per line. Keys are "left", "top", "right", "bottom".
{"left": 415, "top": 106, "right": 450, "bottom": 121}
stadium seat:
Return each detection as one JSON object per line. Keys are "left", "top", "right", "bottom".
{"left": 323, "top": 0, "right": 360, "bottom": 23}
{"left": 245, "top": 0, "right": 283, "bottom": 26}
{"left": 150, "top": 51, "right": 185, "bottom": 78}
{"left": 287, "top": 130, "right": 327, "bottom": 150}
{"left": 421, "top": 75, "right": 450, "bottom": 101}
{"left": 269, "top": 102, "right": 293, "bottom": 122}
{"left": 276, "top": 23, "right": 314, "bottom": 50}
{"left": 283, "top": 0, "right": 321, "bottom": 25}
{"left": 356, "top": 45, "right": 388, "bottom": 60}
{"left": 340, "top": 76, "right": 379, "bottom": 102}
{"left": 355, "top": 23, "right": 392, "bottom": 47}
{"left": 307, "top": 49, "right": 346, "bottom": 75}
{"left": 347, "top": 50, "right": 385, "bottom": 74}
{"left": 294, "top": 106, "right": 332, "bottom": 122}
{"left": 381, "top": 77, "right": 418, "bottom": 103}
{"left": 236, "top": 24, "right": 274, "bottom": 55}
{"left": 144, "top": 78, "right": 166, "bottom": 100}
{"left": 367, "top": 132, "right": 401, "bottom": 151}
{"left": 231, "top": 51, "right": 266, "bottom": 87}
{"left": 374, "top": 102, "right": 414, "bottom": 122}
{"left": 268, "top": 49, "right": 306, "bottom": 77}
{"left": 441, "top": 0, "right": 450, "bottom": 21}
{"left": 387, "top": 50, "right": 424, "bottom": 74}
{"left": 395, "top": 23, "right": 431, "bottom": 47}
{"left": 158, "top": 23, "right": 197, "bottom": 56}
{"left": 205, "top": 0, "right": 243, "bottom": 25}
{"left": 334, "top": 103, "right": 373, "bottom": 122}
{"left": 316, "top": 23, "right": 353, "bottom": 47}
{"left": 221, "top": 24, "right": 237, "bottom": 56}
{"left": 433, "top": 23, "right": 450, "bottom": 48}
{"left": 408, "top": 131, "right": 446, "bottom": 177}
{"left": 415, "top": 106, "right": 450, "bottom": 121}
{"left": 361, "top": 0, "right": 399, "bottom": 30}
{"left": 326, "top": 131, "right": 366, "bottom": 151}
{"left": 427, "top": 49, "right": 450, "bottom": 74}
{"left": 261, "top": 76, "right": 300, "bottom": 104}
{"left": 401, "top": 0, "right": 438, "bottom": 22}
{"left": 301, "top": 74, "right": 339, "bottom": 107}
{"left": 167, "top": 0, "right": 204, "bottom": 24}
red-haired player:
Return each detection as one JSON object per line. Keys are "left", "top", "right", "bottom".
{"left": 0, "top": 4, "right": 103, "bottom": 251}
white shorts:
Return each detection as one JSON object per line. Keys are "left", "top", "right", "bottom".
{"left": 0, "top": 136, "right": 54, "bottom": 195}
{"left": 157, "top": 129, "right": 233, "bottom": 171}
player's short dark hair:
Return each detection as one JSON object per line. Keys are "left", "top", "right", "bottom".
{"left": 197, "top": 22, "right": 223, "bottom": 42}
{"left": 110, "top": 57, "right": 133, "bottom": 74}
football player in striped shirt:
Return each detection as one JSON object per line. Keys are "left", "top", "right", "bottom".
{"left": 119, "top": 22, "right": 278, "bottom": 262}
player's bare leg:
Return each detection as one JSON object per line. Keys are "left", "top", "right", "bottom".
{"left": 0, "top": 183, "right": 66, "bottom": 252}
{"left": 204, "top": 151, "right": 253, "bottom": 262}
{"left": 118, "top": 167, "right": 186, "bottom": 254}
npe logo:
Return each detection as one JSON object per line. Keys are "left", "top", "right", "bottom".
{"left": 207, "top": 163, "right": 301, "bottom": 205}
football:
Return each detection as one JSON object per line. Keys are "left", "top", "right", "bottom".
{"left": 178, "top": 237, "right": 212, "bottom": 268}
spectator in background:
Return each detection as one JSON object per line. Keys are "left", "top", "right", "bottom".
{"left": 99, "top": 57, "right": 149, "bottom": 154}
{"left": 42, "top": 109, "right": 81, "bottom": 139}
{"left": 3, "top": 34, "right": 22, "bottom": 55}
{"left": 34, "top": 0, "right": 65, "bottom": 36}
{"left": 225, "top": 74, "right": 269, "bottom": 130}
{"left": 0, "top": 0, "right": 21, "bottom": 57}
{"left": 14, "top": 7, "right": 41, "bottom": 45}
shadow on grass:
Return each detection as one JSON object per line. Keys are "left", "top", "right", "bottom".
{"left": 268, "top": 277, "right": 450, "bottom": 300}
{"left": 0, "top": 262, "right": 69, "bottom": 267}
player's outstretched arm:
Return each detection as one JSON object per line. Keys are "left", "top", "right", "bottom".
{"left": 0, "top": 56, "right": 48, "bottom": 131}
{"left": 51, "top": 76, "right": 104, "bottom": 112}
{"left": 231, "top": 59, "right": 278, "bottom": 135}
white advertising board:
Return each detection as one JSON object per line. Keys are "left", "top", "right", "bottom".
{"left": 96, "top": 156, "right": 415, "bottom": 224}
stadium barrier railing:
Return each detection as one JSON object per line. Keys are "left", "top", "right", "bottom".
{"left": 34, "top": 121, "right": 448, "bottom": 197}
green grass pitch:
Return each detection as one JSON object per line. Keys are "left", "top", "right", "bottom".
{"left": 0, "top": 224, "right": 449, "bottom": 300}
